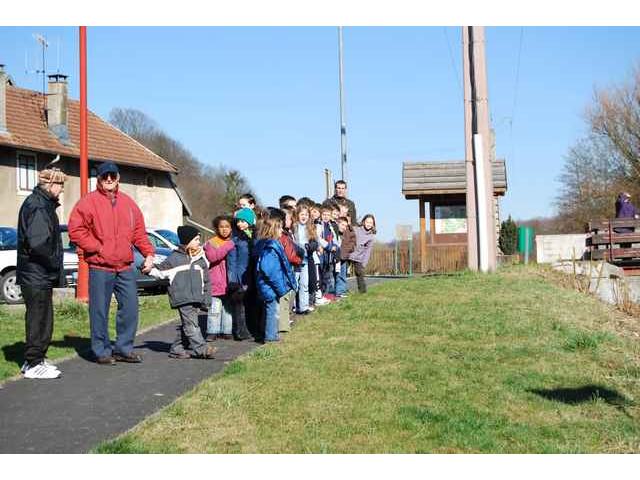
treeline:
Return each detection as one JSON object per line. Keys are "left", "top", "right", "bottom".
{"left": 109, "top": 108, "right": 256, "bottom": 227}
{"left": 552, "top": 66, "right": 640, "bottom": 233}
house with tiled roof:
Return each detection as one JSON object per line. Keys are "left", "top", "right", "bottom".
{"left": 0, "top": 64, "right": 189, "bottom": 231}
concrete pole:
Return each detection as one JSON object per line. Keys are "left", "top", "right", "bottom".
{"left": 462, "top": 27, "right": 479, "bottom": 271}
{"left": 463, "top": 26, "right": 497, "bottom": 272}
{"left": 470, "top": 26, "right": 497, "bottom": 272}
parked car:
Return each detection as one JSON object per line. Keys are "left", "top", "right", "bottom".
{"left": 0, "top": 227, "right": 20, "bottom": 304}
{"left": 152, "top": 229, "right": 180, "bottom": 249}
{"left": 60, "top": 225, "right": 172, "bottom": 293}
{"left": 0, "top": 225, "right": 172, "bottom": 304}
{"left": 147, "top": 228, "right": 179, "bottom": 251}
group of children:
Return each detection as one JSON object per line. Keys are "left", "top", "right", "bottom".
{"left": 149, "top": 193, "right": 377, "bottom": 359}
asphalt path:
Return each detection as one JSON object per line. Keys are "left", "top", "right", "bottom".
{"left": 0, "top": 276, "right": 397, "bottom": 453}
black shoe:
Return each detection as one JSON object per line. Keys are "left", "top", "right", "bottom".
{"left": 96, "top": 356, "right": 116, "bottom": 365}
{"left": 113, "top": 352, "right": 143, "bottom": 363}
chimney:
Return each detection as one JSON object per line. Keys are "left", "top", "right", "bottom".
{"left": 0, "top": 65, "right": 7, "bottom": 135}
{"left": 47, "top": 73, "right": 71, "bottom": 144}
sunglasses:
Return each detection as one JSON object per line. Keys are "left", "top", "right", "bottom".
{"left": 99, "top": 172, "right": 118, "bottom": 181}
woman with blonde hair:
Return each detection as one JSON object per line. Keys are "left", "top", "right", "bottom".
{"left": 292, "top": 204, "right": 318, "bottom": 314}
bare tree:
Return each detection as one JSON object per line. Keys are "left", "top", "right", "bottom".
{"left": 108, "top": 107, "right": 256, "bottom": 227}
{"left": 555, "top": 134, "right": 624, "bottom": 232}
{"left": 554, "top": 65, "right": 640, "bottom": 231}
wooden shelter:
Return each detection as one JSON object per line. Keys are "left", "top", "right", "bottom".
{"left": 402, "top": 159, "right": 507, "bottom": 272}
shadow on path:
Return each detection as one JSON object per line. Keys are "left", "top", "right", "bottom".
{"left": 2, "top": 335, "right": 93, "bottom": 367}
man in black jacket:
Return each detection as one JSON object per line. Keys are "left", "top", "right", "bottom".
{"left": 17, "top": 164, "right": 66, "bottom": 379}
{"left": 328, "top": 180, "right": 357, "bottom": 225}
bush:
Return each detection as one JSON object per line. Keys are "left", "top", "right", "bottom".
{"left": 499, "top": 215, "right": 517, "bottom": 255}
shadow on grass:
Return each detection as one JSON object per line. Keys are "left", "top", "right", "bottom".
{"left": 2, "top": 335, "right": 93, "bottom": 367}
{"left": 528, "top": 385, "right": 634, "bottom": 418}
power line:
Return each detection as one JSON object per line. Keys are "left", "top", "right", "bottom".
{"left": 442, "top": 27, "right": 461, "bottom": 90}
{"left": 508, "top": 27, "right": 524, "bottom": 165}
{"left": 510, "top": 27, "right": 524, "bottom": 124}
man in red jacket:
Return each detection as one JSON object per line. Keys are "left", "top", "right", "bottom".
{"left": 68, "top": 161, "right": 155, "bottom": 365}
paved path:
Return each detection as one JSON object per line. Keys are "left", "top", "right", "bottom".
{"left": 0, "top": 276, "right": 397, "bottom": 453}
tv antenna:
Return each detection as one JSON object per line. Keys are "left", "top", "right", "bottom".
{"left": 24, "top": 33, "right": 49, "bottom": 98}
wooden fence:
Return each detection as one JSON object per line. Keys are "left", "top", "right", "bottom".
{"left": 366, "top": 243, "right": 467, "bottom": 275}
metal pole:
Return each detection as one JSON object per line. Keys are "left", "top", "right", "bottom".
{"left": 409, "top": 236, "right": 413, "bottom": 276}
{"left": 76, "top": 26, "right": 89, "bottom": 303}
{"left": 324, "top": 168, "right": 332, "bottom": 199}
{"left": 338, "top": 26, "right": 348, "bottom": 183}
{"left": 394, "top": 240, "right": 398, "bottom": 275}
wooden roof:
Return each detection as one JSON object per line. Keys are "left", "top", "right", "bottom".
{"left": 0, "top": 85, "right": 177, "bottom": 173}
{"left": 402, "top": 159, "right": 507, "bottom": 198}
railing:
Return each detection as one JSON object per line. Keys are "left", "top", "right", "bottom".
{"left": 366, "top": 243, "right": 467, "bottom": 275}
{"left": 586, "top": 218, "right": 640, "bottom": 265}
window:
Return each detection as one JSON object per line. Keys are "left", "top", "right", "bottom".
{"left": 147, "top": 233, "right": 169, "bottom": 249}
{"left": 17, "top": 152, "right": 37, "bottom": 193}
{"left": 145, "top": 173, "right": 155, "bottom": 188}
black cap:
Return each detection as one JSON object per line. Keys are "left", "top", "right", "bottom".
{"left": 177, "top": 225, "right": 200, "bottom": 246}
{"left": 97, "top": 161, "right": 119, "bottom": 177}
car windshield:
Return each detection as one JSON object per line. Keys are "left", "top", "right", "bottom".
{"left": 0, "top": 227, "right": 17, "bottom": 250}
{"left": 155, "top": 229, "right": 180, "bottom": 246}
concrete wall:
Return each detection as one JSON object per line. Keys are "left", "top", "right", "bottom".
{"left": 0, "top": 146, "right": 182, "bottom": 231}
{"left": 535, "top": 234, "right": 588, "bottom": 263}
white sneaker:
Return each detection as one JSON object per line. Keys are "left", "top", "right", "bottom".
{"left": 23, "top": 362, "right": 61, "bottom": 379}
{"left": 44, "top": 359, "right": 60, "bottom": 371}
{"left": 315, "top": 297, "right": 330, "bottom": 306}
{"left": 22, "top": 359, "right": 59, "bottom": 373}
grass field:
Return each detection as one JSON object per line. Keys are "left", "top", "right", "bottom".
{"left": 0, "top": 294, "right": 175, "bottom": 382}
{"left": 96, "top": 266, "right": 640, "bottom": 453}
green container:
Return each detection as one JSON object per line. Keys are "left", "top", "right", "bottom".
{"left": 517, "top": 226, "right": 535, "bottom": 255}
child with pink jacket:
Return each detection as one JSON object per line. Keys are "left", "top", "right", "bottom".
{"left": 204, "top": 215, "right": 235, "bottom": 341}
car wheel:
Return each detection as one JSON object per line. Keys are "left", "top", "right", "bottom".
{"left": 1, "top": 270, "right": 23, "bottom": 304}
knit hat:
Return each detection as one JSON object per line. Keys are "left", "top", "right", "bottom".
{"left": 177, "top": 225, "right": 200, "bottom": 246}
{"left": 38, "top": 167, "right": 66, "bottom": 185}
{"left": 235, "top": 207, "right": 256, "bottom": 226}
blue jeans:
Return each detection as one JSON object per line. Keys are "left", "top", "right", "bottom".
{"left": 263, "top": 298, "right": 280, "bottom": 342}
{"left": 295, "top": 265, "right": 309, "bottom": 313}
{"left": 335, "top": 261, "right": 348, "bottom": 296}
{"left": 207, "top": 295, "right": 232, "bottom": 335}
{"left": 89, "top": 267, "right": 139, "bottom": 359}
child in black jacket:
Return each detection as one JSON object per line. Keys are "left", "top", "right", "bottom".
{"left": 149, "top": 226, "right": 216, "bottom": 359}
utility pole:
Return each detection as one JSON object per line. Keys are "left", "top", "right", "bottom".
{"left": 463, "top": 26, "right": 497, "bottom": 272}
{"left": 76, "top": 26, "right": 89, "bottom": 302}
{"left": 338, "top": 26, "right": 348, "bottom": 183}
{"left": 324, "top": 168, "right": 333, "bottom": 199}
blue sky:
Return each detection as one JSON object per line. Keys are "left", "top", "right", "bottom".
{"left": 2, "top": 26, "right": 640, "bottom": 240}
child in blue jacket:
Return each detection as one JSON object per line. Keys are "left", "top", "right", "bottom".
{"left": 253, "top": 215, "right": 297, "bottom": 342}
{"left": 227, "top": 208, "right": 256, "bottom": 341}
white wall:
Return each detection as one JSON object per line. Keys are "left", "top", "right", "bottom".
{"left": 535, "top": 234, "right": 588, "bottom": 263}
